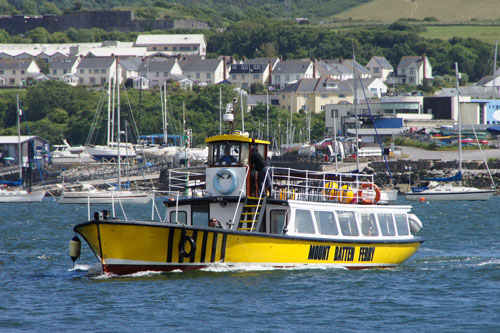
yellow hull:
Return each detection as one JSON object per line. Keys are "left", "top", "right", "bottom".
{"left": 75, "top": 220, "right": 423, "bottom": 275}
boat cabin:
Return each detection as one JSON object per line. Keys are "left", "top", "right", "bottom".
{"left": 205, "top": 134, "right": 269, "bottom": 197}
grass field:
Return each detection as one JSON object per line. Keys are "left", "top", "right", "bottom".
{"left": 418, "top": 25, "right": 500, "bottom": 45}
{"left": 333, "top": 0, "right": 500, "bottom": 24}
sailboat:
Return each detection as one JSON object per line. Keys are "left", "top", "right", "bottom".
{"left": 60, "top": 58, "right": 152, "bottom": 204}
{"left": 405, "top": 63, "right": 496, "bottom": 201}
{"left": 0, "top": 95, "right": 45, "bottom": 203}
{"left": 85, "top": 68, "right": 136, "bottom": 162}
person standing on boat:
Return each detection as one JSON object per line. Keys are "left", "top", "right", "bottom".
{"left": 250, "top": 145, "right": 272, "bottom": 197}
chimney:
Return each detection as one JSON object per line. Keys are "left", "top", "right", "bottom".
{"left": 268, "top": 60, "right": 272, "bottom": 85}
{"left": 279, "top": 55, "right": 283, "bottom": 62}
{"left": 422, "top": 53, "right": 426, "bottom": 82}
{"left": 223, "top": 56, "right": 227, "bottom": 80}
{"left": 312, "top": 57, "right": 317, "bottom": 79}
{"left": 339, "top": 57, "right": 343, "bottom": 64}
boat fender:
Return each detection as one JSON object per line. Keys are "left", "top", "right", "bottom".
{"left": 69, "top": 235, "right": 81, "bottom": 265}
{"left": 340, "top": 185, "right": 354, "bottom": 204}
{"left": 213, "top": 168, "right": 237, "bottom": 195}
{"left": 178, "top": 235, "right": 196, "bottom": 258}
{"left": 322, "top": 181, "right": 338, "bottom": 201}
{"left": 358, "top": 183, "right": 381, "bottom": 205}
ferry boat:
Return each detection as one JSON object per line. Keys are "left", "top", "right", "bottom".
{"left": 71, "top": 133, "right": 424, "bottom": 275}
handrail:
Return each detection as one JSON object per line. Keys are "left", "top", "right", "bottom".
{"left": 231, "top": 165, "right": 250, "bottom": 229}
{"left": 250, "top": 166, "right": 272, "bottom": 231}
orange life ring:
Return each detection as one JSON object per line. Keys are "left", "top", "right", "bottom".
{"left": 357, "top": 183, "right": 381, "bottom": 205}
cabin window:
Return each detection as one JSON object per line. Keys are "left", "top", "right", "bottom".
{"left": 170, "top": 211, "right": 187, "bottom": 225}
{"left": 314, "top": 211, "right": 338, "bottom": 235}
{"left": 377, "top": 213, "right": 396, "bottom": 236}
{"left": 337, "top": 211, "right": 358, "bottom": 236}
{"left": 213, "top": 142, "right": 241, "bottom": 166}
{"left": 192, "top": 204, "right": 209, "bottom": 227}
{"left": 394, "top": 213, "right": 410, "bottom": 236}
{"left": 359, "top": 213, "right": 379, "bottom": 236}
{"left": 295, "top": 209, "right": 315, "bottom": 234}
{"left": 270, "top": 210, "right": 287, "bottom": 234}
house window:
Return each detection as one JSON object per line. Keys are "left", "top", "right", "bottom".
{"left": 52, "top": 69, "right": 57, "bottom": 75}
{"left": 275, "top": 75, "right": 280, "bottom": 82}
{"left": 93, "top": 69, "right": 99, "bottom": 74}
{"left": 21, "top": 70, "right": 25, "bottom": 75}
{"left": 156, "top": 72, "right": 160, "bottom": 77}
{"left": 173, "top": 47, "right": 177, "bottom": 51}
{"left": 285, "top": 75, "right": 290, "bottom": 81}
{"left": 80, "top": 69, "right": 84, "bottom": 74}
{"left": 12, "top": 70, "right": 16, "bottom": 74}
{"left": 9, "top": 78, "right": 15, "bottom": 84}
{"left": 321, "top": 105, "right": 325, "bottom": 111}
{"left": 321, "top": 94, "right": 328, "bottom": 98}
{"left": 409, "top": 68, "right": 414, "bottom": 75}
{"left": 90, "top": 77, "right": 96, "bottom": 84}
{"left": 88, "top": 69, "right": 91, "bottom": 74}
{"left": 101, "top": 77, "right": 106, "bottom": 85}
{"left": 180, "top": 47, "right": 190, "bottom": 51}
{"left": 374, "top": 67, "right": 380, "bottom": 73}
{"left": 0, "top": 70, "right": 3, "bottom": 74}
{"left": 164, "top": 46, "right": 168, "bottom": 51}
{"left": 101, "top": 69, "right": 106, "bottom": 74}
{"left": 164, "top": 72, "right": 168, "bottom": 77}
{"left": 231, "top": 74, "right": 236, "bottom": 80}
{"left": 409, "top": 77, "right": 415, "bottom": 84}
{"left": 63, "top": 69, "right": 68, "bottom": 74}
{"left": 196, "top": 73, "right": 200, "bottom": 79}
{"left": 331, "top": 109, "right": 338, "bottom": 118}
{"left": 79, "top": 78, "right": 84, "bottom": 84}
{"left": 242, "top": 83, "right": 248, "bottom": 89}
{"left": 206, "top": 73, "right": 211, "bottom": 79}
{"left": 296, "top": 75, "right": 300, "bottom": 80}
{"left": 241, "top": 74, "right": 245, "bottom": 79}
{"left": 152, "top": 47, "right": 157, "bottom": 51}
{"left": 253, "top": 74, "right": 260, "bottom": 79}
{"left": 339, "top": 94, "right": 345, "bottom": 98}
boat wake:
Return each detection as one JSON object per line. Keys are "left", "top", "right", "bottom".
{"left": 200, "top": 262, "right": 348, "bottom": 273}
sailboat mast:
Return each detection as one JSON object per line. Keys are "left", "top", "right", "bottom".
{"left": 493, "top": 41, "right": 498, "bottom": 97}
{"left": 455, "top": 62, "right": 462, "bottom": 185}
{"left": 163, "top": 81, "right": 168, "bottom": 145}
{"left": 353, "top": 54, "right": 359, "bottom": 171}
{"left": 107, "top": 72, "right": 112, "bottom": 145}
{"left": 16, "top": 94, "right": 22, "bottom": 182}
{"left": 116, "top": 57, "right": 121, "bottom": 188}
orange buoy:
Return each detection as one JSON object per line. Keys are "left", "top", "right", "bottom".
{"left": 419, "top": 197, "right": 426, "bottom": 202}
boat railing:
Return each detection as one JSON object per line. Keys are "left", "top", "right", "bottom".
{"left": 168, "top": 167, "right": 206, "bottom": 198}
{"left": 269, "top": 167, "right": 377, "bottom": 204}
{"left": 151, "top": 190, "right": 183, "bottom": 222}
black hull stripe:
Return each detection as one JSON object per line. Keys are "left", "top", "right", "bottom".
{"left": 167, "top": 228, "right": 174, "bottom": 263}
{"left": 179, "top": 229, "right": 186, "bottom": 263}
{"left": 220, "top": 233, "right": 227, "bottom": 262}
{"left": 201, "top": 231, "right": 208, "bottom": 263}
{"left": 190, "top": 230, "right": 198, "bottom": 263}
{"left": 211, "top": 232, "right": 218, "bottom": 262}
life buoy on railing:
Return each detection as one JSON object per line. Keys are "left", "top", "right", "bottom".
{"left": 357, "top": 183, "right": 381, "bottom": 205}
{"left": 213, "top": 168, "right": 237, "bottom": 195}
{"left": 322, "top": 181, "right": 338, "bottom": 201}
{"left": 178, "top": 235, "right": 196, "bottom": 258}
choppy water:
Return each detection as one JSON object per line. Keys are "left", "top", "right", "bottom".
{"left": 1, "top": 197, "right": 499, "bottom": 332}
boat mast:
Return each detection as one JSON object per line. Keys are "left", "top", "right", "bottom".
{"left": 455, "top": 62, "right": 462, "bottom": 186}
{"left": 219, "top": 86, "right": 222, "bottom": 135}
{"left": 162, "top": 81, "right": 168, "bottom": 145}
{"left": 353, "top": 54, "right": 359, "bottom": 171}
{"left": 116, "top": 56, "right": 121, "bottom": 189}
{"left": 107, "top": 72, "right": 112, "bottom": 146}
{"left": 494, "top": 41, "right": 498, "bottom": 97}
{"left": 16, "top": 94, "right": 22, "bottom": 182}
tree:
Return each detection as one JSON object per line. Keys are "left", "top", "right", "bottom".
{"left": 26, "top": 27, "right": 50, "bottom": 43}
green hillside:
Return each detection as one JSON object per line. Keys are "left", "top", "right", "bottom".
{"left": 333, "top": 0, "right": 500, "bottom": 23}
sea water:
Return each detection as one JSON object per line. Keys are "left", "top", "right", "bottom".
{"left": 1, "top": 196, "right": 499, "bottom": 331}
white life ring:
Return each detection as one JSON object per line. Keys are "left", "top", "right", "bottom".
{"left": 213, "top": 168, "right": 237, "bottom": 195}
